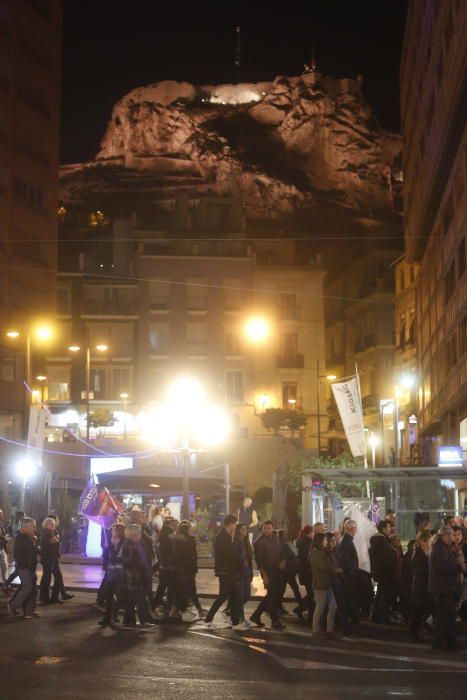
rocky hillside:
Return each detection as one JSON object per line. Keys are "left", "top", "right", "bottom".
{"left": 60, "top": 74, "right": 402, "bottom": 227}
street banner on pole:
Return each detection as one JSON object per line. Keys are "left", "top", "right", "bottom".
{"left": 27, "top": 406, "right": 47, "bottom": 465}
{"left": 331, "top": 375, "right": 366, "bottom": 457}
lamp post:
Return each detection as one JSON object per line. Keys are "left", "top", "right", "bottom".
{"left": 120, "top": 393, "right": 129, "bottom": 438}
{"left": 316, "top": 359, "right": 337, "bottom": 457}
{"left": 142, "top": 377, "right": 230, "bottom": 520}
{"left": 68, "top": 342, "right": 109, "bottom": 441}
{"left": 5, "top": 324, "right": 54, "bottom": 431}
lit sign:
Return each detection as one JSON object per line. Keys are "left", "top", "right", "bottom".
{"left": 90, "top": 457, "right": 133, "bottom": 476}
{"left": 438, "top": 446, "right": 463, "bottom": 468}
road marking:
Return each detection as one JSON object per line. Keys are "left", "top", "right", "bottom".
{"left": 190, "top": 631, "right": 467, "bottom": 673}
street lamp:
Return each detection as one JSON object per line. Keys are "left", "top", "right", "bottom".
{"left": 68, "top": 342, "right": 109, "bottom": 440}
{"left": 120, "top": 392, "right": 129, "bottom": 438}
{"left": 5, "top": 324, "right": 54, "bottom": 432}
{"left": 142, "top": 377, "right": 230, "bottom": 519}
{"left": 244, "top": 316, "right": 270, "bottom": 343}
{"left": 16, "top": 457, "right": 36, "bottom": 510}
{"left": 316, "top": 359, "right": 337, "bottom": 456}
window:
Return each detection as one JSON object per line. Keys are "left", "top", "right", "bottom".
{"left": 443, "top": 192, "right": 454, "bottom": 234}
{"left": 280, "top": 293, "right": 299, "bottom": 319}
{"left": 225, "top": 332, "right": 242, "bottom": 356}
{"left": 226, "top": 371, "right": 243, "bottom": 403}
{"left": 280, "top": 333, "right": 298, "bottom": 358}
{"left": 444, "top": 261, "right": 456, "bottom": 302}
{"left": 457, "top": 238, "right": 466, "bottom": 278}
{"left": 112, "top": 368, "right": 130, "bottom": 399}
{"left": 57, "top": 286, "right": 70, "bottom": 315}
{"left": 224, "top": 278, "right": 245, "bottom": 312}
{"left": 149, "top": 324, "right": 169, "bottom": 353}
{"left": 90, "top": 368, "right": 106, "bottom": 400}
{"left": 282, "top": 382, "right": 298, "bottom": 408}
{"left": 399, "top": 313, "right": 406, "bottom": 348}
{"left": 47, "top": 366, "right": 70, "bottom": 401}
{"left": 187, "top": 323, "right": 208, "bottom": 354}
{"left": 0, "top": 356, "right": 15, "bottom": 382}
{"left": 148, "top": 280, "right": 170, "bottom": 310}
{"left": 446, "top": 332, "right": 458, "bottom": 371}
{"left": 186, "top": 277, "right": 208, "bottom": 311}
{"left": 13, "top": 176, "right": 43, "bottom": 209}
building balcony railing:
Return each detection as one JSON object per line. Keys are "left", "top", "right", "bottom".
{"left": 277, "top": 354, "right": 304, "bottom": 369}
{"left": 82, "top": 300, "right": 139, "bottom": 315}
{"left": 280, "top": 308, "right": 300, "bottom": 321}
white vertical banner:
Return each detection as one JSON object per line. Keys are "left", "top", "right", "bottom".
{"left": 27, "top": 406, "right": 47, "bottom": 466}
{"left": 331, "top": 375, "right": 366, "bottom": 457}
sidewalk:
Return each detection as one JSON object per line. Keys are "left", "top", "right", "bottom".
{"left": 57, "top": 563, "right": 273, "bottom": 599}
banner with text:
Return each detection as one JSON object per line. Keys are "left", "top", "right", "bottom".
{"left": 27, "top": 406, "right": 47, "bottom": 466}
{"left": 331, "top": 376, "right": 366, "bottom": 457}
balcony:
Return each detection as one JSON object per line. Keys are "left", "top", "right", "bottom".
{"left": 277, "top": 354, "right": 304, "bottom": 369}
{"left": 280, "top": 308, "right": 300, "bottom": 321}
{"left": 82, "top": 300, "right": 139, "bottom": 316}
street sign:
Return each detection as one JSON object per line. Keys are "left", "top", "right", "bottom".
{"left": 438, "top": 446, "right": 463, "bottom": 468}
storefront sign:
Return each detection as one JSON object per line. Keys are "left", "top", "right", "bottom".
{"left": 438, "top": 446, "right": 463, "bottom": 468}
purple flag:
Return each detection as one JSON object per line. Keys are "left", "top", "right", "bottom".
{"left": 79, "top": 479, "right": 125, "bottom": 529}
{"left": 367, "top": 493, "right": 381, "bottom": 526}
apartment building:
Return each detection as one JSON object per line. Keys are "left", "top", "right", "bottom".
{"left": 400, "top": 0, "right": 467, "bottom": 463}
{"left": 0, "top": 0, "right": 61, "bottom": 439}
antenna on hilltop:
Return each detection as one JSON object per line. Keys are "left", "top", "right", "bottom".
{"left": 234, "top": 25, "right": 241, "bottom": 83}
{"left": 303, "top": 45, "right": 317, "bottom": 74}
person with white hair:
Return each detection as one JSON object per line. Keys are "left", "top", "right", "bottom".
{"left": 237, "top": 496, "right": 258, "bottom": 543}
{"left": 39, "top": 516, "right": 73, "bottom": 605}
{"left": 338, "top": 519, "right": 359, "bottom": 631}
{"left": 8, "top": 518, "right": 39, "bottom": 619}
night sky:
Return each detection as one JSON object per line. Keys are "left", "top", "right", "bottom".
{"left": 61, "top": 1, "right": 407, "bottom": 164}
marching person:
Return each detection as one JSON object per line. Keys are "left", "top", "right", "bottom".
{"left": 251, "top": 521, "right": 285, "bottom": 630}
{"left": 121, "top": 524, "right": 158, "bottom": 629}
{"left": 310, "top": 533, "right": 338, "bottom": 639}
{"left": 409, "top": 531, "right": 433, "bottom": 641}
{"left": 370, "top": 520, "right": 397, "bottom": 624}
{"left": 295, "top": 525, "right": 314, "bottom": 621}
{"left": 174, "top": 520, "right": 204, "bottom": 618}
{"left": 98, "top": 522, "right": 126, "bottom": 627}
{"left": 237, "top": 496, "right": 259, "bottom": 543}
{"left": 338, "top": 519, "right": 359, "bottom": 629}
{"left": 205, "top": 514, "right": 244, "bottom": 629}
{"left": 278, "top": 529, "right": 302, "bottom": 612}
{"left": 39, "top": 516, "right": 73, "bottom": 605}
{"left": 8, "top": 518, "right": 40, "bottom": 619}
{"left": 429, "top": 525, "right": 465, "bottom": 651}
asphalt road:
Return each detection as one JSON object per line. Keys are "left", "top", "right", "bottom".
{"left": 1, "top": 592, "right": 467, "bottom": 700}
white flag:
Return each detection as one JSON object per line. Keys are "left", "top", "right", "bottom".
{"left": 27, "top": 406, "right": 47, "bottom": 466}
{"left": 331, "top": 376, "right": 366, "bottom": 457}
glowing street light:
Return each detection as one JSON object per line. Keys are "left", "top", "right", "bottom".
{"left": 143, "top": 377, "right": 230, "bottom": 518}
{"left": 245, "top": 316, "right": 270, "bottom": 343}
{"left": 16, "top": 457, "right": 37, "bottom": 510}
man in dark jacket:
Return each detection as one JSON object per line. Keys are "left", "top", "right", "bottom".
{"left": 338, "top": 519, "right": 359, "bottom": 626}
{"left": 294, "top": 525, "right": 314, "bottom": 621}
{"left": 8, "top": 518, "right": 39, "bottom": 619}
{"left": 205, "top": 514, "right": 242, "bottom": 628}
{"left": 429, "top": 526, "right": 465, "bottom": 650}
{"left": 251, "top": 521, "right": 285, "bottom": 630}
{"left": 370, "top": 520, "right": 396, "bottom": 623}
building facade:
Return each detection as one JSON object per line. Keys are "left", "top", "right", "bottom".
{"left": 0, "top": 0, "right": 61, "bottom": 439}
{"left": 35, "top": 198, "right": 326, "bottom": 497}
{"left": 400, "top": 0, "right": 467, "bottom": 464}
{"left": 325, "top": 244, "right": 401, "bottom": 464}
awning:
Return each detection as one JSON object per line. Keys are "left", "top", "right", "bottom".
{"left": 304, "top": 466, "right": 467, "bottom": 483}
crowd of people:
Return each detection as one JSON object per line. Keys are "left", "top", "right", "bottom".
{"left": 0, "top": 508, "right": 74, "bottom": 618}
{"left": 206, "top": 508, "right": 467, "bottom": 650}
{"left": 2, "top": 501, "right": 467, "bottom": 651}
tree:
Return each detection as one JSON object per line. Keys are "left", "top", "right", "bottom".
{"left": 88, "top": 409, "right": 116, "bottom": 434}
{"left": 260, "top": 408, "right": 307, "bottom": 438}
